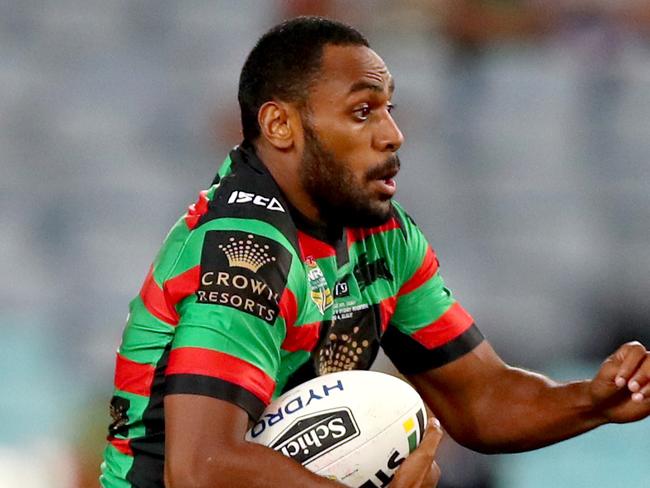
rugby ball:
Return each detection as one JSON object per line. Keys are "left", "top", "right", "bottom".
{"left": 245, "top": 370, "right": 427, "bottom": 487}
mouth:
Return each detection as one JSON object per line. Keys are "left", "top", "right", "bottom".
{"left": 370, "top": 163, "right": 399, "bottom": 198}
{"left": 372, "top": 175, "right": 398, "bottom": 199}
{"left": 375, "top": 178, "right": 396, "bottom": 197}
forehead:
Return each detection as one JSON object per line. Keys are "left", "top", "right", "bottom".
{"left": 309, "top": 44, "right": 393, "bottom": 100}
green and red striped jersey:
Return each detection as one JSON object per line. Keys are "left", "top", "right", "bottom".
{"left": 100, "top": 143, "right": 483, "bottom": 487}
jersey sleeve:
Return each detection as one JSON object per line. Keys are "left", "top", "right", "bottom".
{"left": 162, "top": 221, "right": 298, "bottom": 420}
{"left": 381, "top": 205, "right": 484, "bottom": 374}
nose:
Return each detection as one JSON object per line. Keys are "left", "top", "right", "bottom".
{"left": 375, "top": 111, "right": 404, "bottom": 153}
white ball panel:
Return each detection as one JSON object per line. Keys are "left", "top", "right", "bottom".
{"left": 246, "top": 371, "right": 427, "bottom": 488}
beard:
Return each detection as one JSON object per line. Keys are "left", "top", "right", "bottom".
{"left": 299, "top": 122, "right": 400, "bottom": 228}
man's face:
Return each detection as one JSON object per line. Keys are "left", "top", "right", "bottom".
{"left": 297, "top": 44, "right": 404, "bottom": 228}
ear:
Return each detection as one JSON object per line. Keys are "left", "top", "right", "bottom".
{"left": 258, "top": 101, "right": 296, "bottom": 150}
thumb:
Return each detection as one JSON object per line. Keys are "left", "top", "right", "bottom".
{"left": 417, "top": 417, "right": 443, "bottom": 457}
{"left": 391, "top": 417, "right": 443, "bottom": 487}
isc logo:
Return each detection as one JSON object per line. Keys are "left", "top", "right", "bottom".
{"left": 271, "top": 409, "right": 360, "bottom": 465}
{"left": 227, "top": 191, "right": 285, "bottom": 212}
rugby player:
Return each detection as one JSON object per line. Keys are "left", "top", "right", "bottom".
{"left": 100, "top": 16, "right": 650, "bottom": 488}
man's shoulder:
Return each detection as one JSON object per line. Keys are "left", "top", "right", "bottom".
{"left": 149, "top": 162, "right": 301, "bottom": 290}
{"left": 190, "top": 153, "right": 299, "bottom": 253}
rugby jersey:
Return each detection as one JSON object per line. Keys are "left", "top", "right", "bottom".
{"left": 100, "top": 142, "right": 483, "bottom": 487}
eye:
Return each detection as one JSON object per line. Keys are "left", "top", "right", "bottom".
{"left": 387, "top": 103, "right": 396, "bottom": 114}
{"left": 353, "top": 104, "right": 371, "bottom": 121}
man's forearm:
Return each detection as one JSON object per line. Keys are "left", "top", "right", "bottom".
{"left": 408, "top": 342, "right": 609, "bottom": 454}
{"left": 165, "top": 395, "right": 346, "bottom": 488}
{"left": 454, "top": 367, "right": 606, "bottom": 453}
{"left": 166, "top": 438, "right": 346, "bottom": 488}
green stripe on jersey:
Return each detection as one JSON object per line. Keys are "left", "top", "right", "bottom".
{"left": 392, "top": 274, "right": 456, "bottom": 332}
{"left": 151, "top": 219, "right": 193, "bottom": 283}
{"left": 274, "top": 349, "right": 311, "bottom": 397}
{"left": 390, "top": 202, "right": 431, "bottom": 285}
{"left": 119, "top": 298, "right": 174, "bottom": 364}
{"left": 217, "top": 154, "right": 233, "bottom": 179}
{"left": 100, "top": 446, "right": 134, "bottom": 488}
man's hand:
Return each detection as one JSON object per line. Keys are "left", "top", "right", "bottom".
{"left": 590, "top": 341, "right": 650, "bottom": 423}
{"left": 390, "top": 417, "right": 443, "bottom": 488}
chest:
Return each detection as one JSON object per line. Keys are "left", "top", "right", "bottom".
{"left": 293, "top": 235, "right": 399, "bottom": 374}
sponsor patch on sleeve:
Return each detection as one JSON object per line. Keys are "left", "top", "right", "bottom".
{"left": 197, "top": 230, "right": 292, "bottom": 324}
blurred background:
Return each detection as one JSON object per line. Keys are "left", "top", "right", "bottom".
{"left": 2, "top": 0, "right": 650, "bottom": 486}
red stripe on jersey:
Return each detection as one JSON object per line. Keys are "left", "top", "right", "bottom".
{"left": 107, "top": 436, "right": 133, "bottom": 456}
{"left": 185, "top": 190, "right": 210, "bottom": 230}
{"left": 278, "top": 288, "right": 298, "bottom": 328}
{"left": 347, "top": 217, "right": 400, "bottom": 245}
{"left": 297, "top": 230, "right": 336, "bottom": 260}
{"left": 379, "top": 296, "right": 398, "bottom": 333}
{"left": 114, "top": 353, "right": 156, "bottom": 396}
{"left": 282, "top": 321, "right": 321, "bottom": 352}
{"left": 166, "top": 347, "right": 275, "bottom": 404}
{"left": 398, "top": 247, "right": 439, "bottom": 297}
{"left": 164, "top": 265, "right": 200, "bottom": 308}
{"left": 411, "top": 303, "right": 474, "bottom": 349}
{"left": 140, "top": 267, "right": 179, "bottom": 325}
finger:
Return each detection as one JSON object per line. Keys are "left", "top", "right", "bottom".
{"left": 392, "top": 419, "right": 443, "bottom": 487}
{"left": 628, "top": 353, "right": 650, "bottom": 398}
{"left": 418, "top": 418, "right": 443, "bottom": 456}
{"left": 612, "top": 342, "right": 647, "bottom": 388}
{"left": 405, "top": 420, "right": 442, "bottom": 469}
{"left": 635, "top": 382, "right": 650, "bottom": 403}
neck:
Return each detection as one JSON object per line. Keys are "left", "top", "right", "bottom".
{"left": 254, "top": 141, "right": 323, "bottom": 224}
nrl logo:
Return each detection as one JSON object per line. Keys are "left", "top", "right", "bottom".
{"left": 306, "top": 257, "right": 333, "bottom": 314}
{"left": 218, "top": 234, "right": 277, "bottom": 272}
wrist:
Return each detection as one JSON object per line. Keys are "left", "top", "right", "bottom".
{"left": 575, "top": 379, "right": 609, "bottom": 427}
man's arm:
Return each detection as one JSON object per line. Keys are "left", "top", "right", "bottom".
{"left": 408, "top": 340, "right": 650, "bottom": 454}
{"left": 164, "top": 394, "right": 345, "bottom": 488}
{"left": 165, "top": 394, "right": 444, "bottom": 488}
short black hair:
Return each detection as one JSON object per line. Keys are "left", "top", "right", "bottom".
{"left": 238, "top": 16, "right": 369, "bottom": 142}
